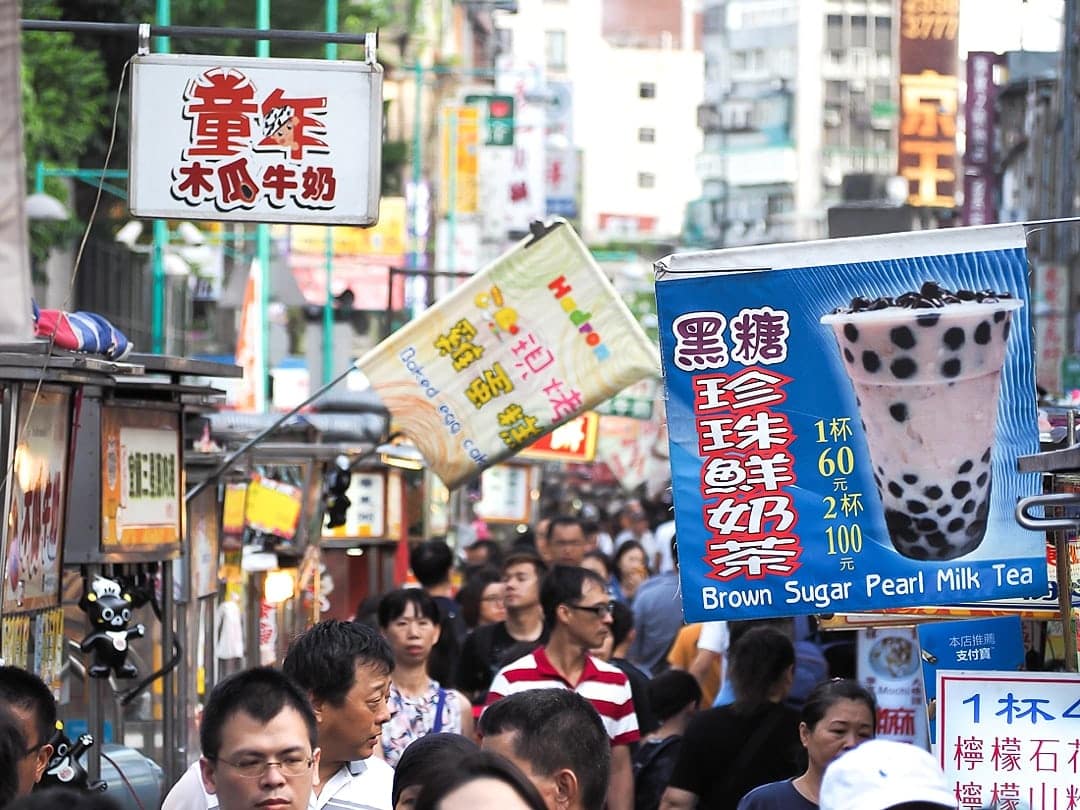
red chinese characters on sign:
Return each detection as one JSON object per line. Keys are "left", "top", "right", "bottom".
{"left": 256, "top": 88, "right": 329, "bottom": 160}
{"left": 171, "top": 68, "right": 337, "bottom": 212}
{"left": 695, "top": 367, "right": 802, "bottom": 580}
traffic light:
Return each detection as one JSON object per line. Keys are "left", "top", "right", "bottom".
{"left": 323, "top": 456, "right": 352, "bottom": 529}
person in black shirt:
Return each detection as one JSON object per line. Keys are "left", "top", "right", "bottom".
{"left": 634, "top": 670, "right": 701, "bottom": 810}
{"left": 456, "top": 552, "right": 548, "bottom": 705}
{"left": 410, "top": 540, "right": 467, "bottom": 685}
{"left": 660, "top": 628, "right": 801, "bottom": 810}
{"left": 593, "top": 601, "right": 657, "bottom": 736}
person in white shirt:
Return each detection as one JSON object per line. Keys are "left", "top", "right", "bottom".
{"left": 163, "top": 621, "right": 395, "bottom": 810}
{"left": 197, "top": 667, "right": 320, "bottom": 810}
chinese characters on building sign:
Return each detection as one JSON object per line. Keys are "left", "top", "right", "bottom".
{"left": 898, "top": 0, "right": 959, "bottom": 207}
{"left": 962, "top": 52, "right": 1002, "bottom": 226}
{"left": 130, "top": 54, "right": 382, "bottom": 224}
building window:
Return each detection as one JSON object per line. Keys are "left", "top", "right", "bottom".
{"left": 545, "top": 30, "right": 567, "bottom": 70}
{"left": 639, "top": 82, "right": 656, "bottom": 99}
{"left": 638, "top": 127, "right": 656, "bottom": 143}
{"left": 825, "top": 80, "right": 846, "bottom": 104}
{"left": 638, "top": 172, "right": 656, "bottom": 188}
{"left": 851, "top": 15, "right": 868, "bottom": 47}
{"left": 874, "top": 16, "right": 892, "bottom": 53}
{"left": 826, "top": 14, "right": 844, "bottom": 50}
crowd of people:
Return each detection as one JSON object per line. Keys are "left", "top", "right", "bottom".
{"left": 0, "top": 507, "right": 960, "bottom": 810}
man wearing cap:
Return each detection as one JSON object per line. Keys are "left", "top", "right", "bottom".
{"left": 819, "top": 739, "right": 954, "bottom": 810}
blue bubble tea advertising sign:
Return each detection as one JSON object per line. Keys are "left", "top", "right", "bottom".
{"left": 654, "top": 225, "right": 1046, "bottom": 622}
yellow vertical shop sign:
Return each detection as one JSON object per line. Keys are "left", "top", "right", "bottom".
{"left": 898, "top": 0, "right": 959, "bottom": 207}
{"left": 439, "top": 105, "right": 480, "bottom": 215}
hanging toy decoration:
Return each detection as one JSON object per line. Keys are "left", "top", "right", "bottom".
{"left": 78, "top": 575, "right": 146, "bottom": 678}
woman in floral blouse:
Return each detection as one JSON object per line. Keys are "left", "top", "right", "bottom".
{"left": 377, "top": 588, "right": 474, "bottom": 767}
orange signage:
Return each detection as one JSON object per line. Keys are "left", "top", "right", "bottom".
{"left": 520, "top": 412, "right": 599, "bottom": 463}
{"left": 898, "top": 0, "right": 959, "bottom": 207}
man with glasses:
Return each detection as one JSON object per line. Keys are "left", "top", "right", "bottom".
{"left": 0, "top": 666, "right": 57, "bottom": 797}
{"left": 199, "top": 667, "right": 320, "bottom": 810}
{"left": 165, "top": 620, "right": 394, "bottom": 810}
{"left": 485, "top": 566, "right": 639, "bottom": 810}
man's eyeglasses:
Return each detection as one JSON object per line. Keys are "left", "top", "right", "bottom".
{"left": 566, "top": 601, "right": 616, "bottom": 618}
{"left": 211, "top": 755, "right": 314, "bottom": 778}
{"left": 22, "top": 741, "right": 46, "bottom": 758}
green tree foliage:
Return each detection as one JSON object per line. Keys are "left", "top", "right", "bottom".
{"left": 21, "top": 0, "right": 110, "bottom": 280}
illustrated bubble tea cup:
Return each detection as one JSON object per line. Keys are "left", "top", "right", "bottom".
{"left": 820, "top": 282, "right": 1022, "bottom": 561}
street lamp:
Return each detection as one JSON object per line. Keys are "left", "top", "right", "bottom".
{"left": 25, "top": 192, "right": 69, "bottom": 222}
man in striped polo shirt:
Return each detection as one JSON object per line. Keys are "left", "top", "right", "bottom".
{"left": 485, "top": 566, "right": 639, "bottom": 810}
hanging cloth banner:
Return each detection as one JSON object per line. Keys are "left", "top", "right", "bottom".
{"left": 655, "top": 224, "right": 1045, "bottom": 622}
{"left": 357, "top": 219, "right": 659, "bottom": 489}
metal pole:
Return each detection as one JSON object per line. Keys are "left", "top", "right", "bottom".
{"left": 151, "top": 0, "right": 170, "bottom": 354}
{"left": 21, "top": 19, "right": 371, "bottom": 44}
{"left": 410, "top": 60, "right": 423, "bottom": 272}
{"left": 1058, "top": 1, "right": 1078, "bottom": 671}
{"left": 184, "top": 357, "right": 365, "bottom": 503}
{"left": 161, "top": 562, "right": 177, "bottom": 787}
{"left": 321, "top": 0, "right": 338, "bottom": 385}
{"left": 447, "top": 107, "right": 458, "bottom": 279}
{"left": 256, "top": 0, "right": 271, "bottom": 410}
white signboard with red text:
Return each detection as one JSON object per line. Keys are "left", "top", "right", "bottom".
{"left": 130, "top": 54, "right": 383, "bottom": 224}
{"left": 938, "top": 671, "right": 1080, "bottom": 810}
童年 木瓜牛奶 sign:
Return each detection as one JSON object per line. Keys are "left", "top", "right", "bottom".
{"left": 655, "top": 224, "right": 1044, "bottom": 621}
{"left": 129, "top": 53, "right": 382, "bottom": 224}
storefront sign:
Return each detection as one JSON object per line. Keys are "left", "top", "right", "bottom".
{"left": 187, "top": 485, "right": 221, "bottom": 599}
{"left": 857, "top": 627, "right": 928, "bottom": 747}
{"left": 938, "top": 671, "right": 1080, "bottom": 810}
{"left": 35, "top": 607, "right": 65, "bottom": 698}
{"left": 129, "top": 53, "right": 383, "bottom": 224}
{"left": 918, "top": 615, "right": 1024, "bottom": 743}
{"left": 475, "top": 465, "right": 536, "bottom": 524}
{"left": 3, "top": 388, "right": 70, "bottom": 612}
{"left": 223, "top": 483, "right": 247, "bottom": 535}
{"left": 244, "top": 474, "right": 303, "bottom": 540}
{"left": 594, "top": 413, "right": 668, "bottom": 493}
{"left": 357, "top": 220, "right": 659, "bottom": 488}
{"left": 323, "top": 471, "right": 386, "bottom": 539}
{"left": 655, "top": 225, "right": 1042, "bottom": 622}
{"left": 520, "top": 411, "right": 599, "bottom": 462}
{"left": 102, "top": 407, "right": 181, "bottom": 549}
{"left": 898, "top": 0, "right": 959, "bottom": 207}
{"left": 0, "top": 615, "right": 30, "bottom": 668}
{"left": 594, "top": 377, "right": 658, "bottom": 420}
{"left": 439, "top": 105, "right": 480, "bottom": 216}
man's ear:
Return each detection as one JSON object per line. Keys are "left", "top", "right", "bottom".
{"left": 32, "top": 744, "right": 53, "bottom": 782}
{"left": 551, "top": 768, "right": 579, "bottom": 810}
{"left": 199, "top": 756, "right": 218, "bottom": 795}
{"left": 309, "top": 692, "right": 326, "bottom": 725}
{"left": 311, "top": 748, "right": 322, "bottom": 786}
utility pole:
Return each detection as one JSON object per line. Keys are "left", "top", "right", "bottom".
{"left": 1062, "top": 2, "right": 1078, "bottom": 360}
{"left": 256, "top": 0, "right": 271, "bottom": 411}
{"left": 321, "top": 0, "right": 337, "bottom": 385}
